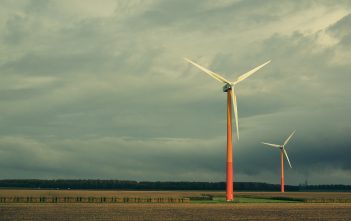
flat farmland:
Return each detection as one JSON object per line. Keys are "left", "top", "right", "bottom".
{"left": 1, "top": 189, "right": 351, "bottom": 201}
{"left": 0, "top": 189, "right": 210, "bottom": 198}
{"left": 1, "top": 203, "right": 351, "bottom": 221}
{"left": 236, "top": 191, "right": 351, "bottom": 200}
{"left": 0, "top": 190, "right": 351, "bottom": 220}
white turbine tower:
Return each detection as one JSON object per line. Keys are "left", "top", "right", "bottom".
{"left": 185, "top": 57, "right": 271, "bottom": 200}
{"left": 262, "top": 130, "right": 295, "bottom": 192}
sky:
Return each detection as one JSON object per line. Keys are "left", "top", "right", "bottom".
{"left": 0, "top": 0, "right": 350, "bottom": 185}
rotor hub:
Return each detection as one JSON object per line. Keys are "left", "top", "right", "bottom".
{"left": 223, "top": 83, "right": 232, "bottom": 92}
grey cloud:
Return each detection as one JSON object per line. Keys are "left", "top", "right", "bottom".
{"left": 328, "top": 13, "right": 351, "bottom": 46}
{"left": 0, "top": 0, "right": 350, "bottom": 184}
{"left": 0, "top": 135, "right": 225, "bottom": 180}
{"left": 2, "top": 14, "right": 30, "bottom": 45}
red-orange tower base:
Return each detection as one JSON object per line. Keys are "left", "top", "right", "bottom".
{"left": 226, "top": 89, "right": 233, "bottom": 201}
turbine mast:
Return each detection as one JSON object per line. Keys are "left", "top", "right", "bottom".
{"left": 226, "top": 88, "right": 234, "bottom": 201}
{"left": 185, "top": 57, "right": 271, "bottom": 201}
{"left": 281, "top": 149, "right": 285, "bottom": 193}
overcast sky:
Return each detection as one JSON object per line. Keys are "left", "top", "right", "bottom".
{"left": 0, "top": 0, "right": 350, "bottom": 185}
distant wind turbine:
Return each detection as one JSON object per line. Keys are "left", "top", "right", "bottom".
{"left": 185, "top": 58, "right": 271, "bottom": 201}
{"left": 262, "top": 130, "right": 295, "bottom": 193}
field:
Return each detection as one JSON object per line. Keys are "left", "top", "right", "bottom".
{"left": 0, "top": 190, "right": 351, "bottom": 220}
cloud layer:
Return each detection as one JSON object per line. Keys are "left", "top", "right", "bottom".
{"left": 0, "top": 0, "right": 351, "bottom": 184}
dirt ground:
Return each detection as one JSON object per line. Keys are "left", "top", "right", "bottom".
{"left": 0, "top": 189, "right": 208, "bottom": 198}
{"left": 1, "top": 190, "right": 350, "bottom": 220}
{"left": 2, "top": 189, "right": 350, "bottom": 199}
{"left": 1, "top": 203, "right": 351, "bottom": 221}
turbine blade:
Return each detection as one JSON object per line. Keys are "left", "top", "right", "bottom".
{"left": 261, "top": 142, "right": 281, "bottom": 148}
{"left": 231, "top": 89, "right": 239, "bottom": 140}
{"left": 233, "top": 60, "right": 271, "bottom": 84}
{"left": 283, "top": 130, "right": 296, "bottom": 146}
{"left": 283, "top": 148, "right": 292, "bottom": 168}
{"left": 184, "top": 58, "right": 231, "bottom": 84}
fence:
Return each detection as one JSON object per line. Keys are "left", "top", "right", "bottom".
{"left": 0, "top": 196, "right": 190, "bottom": 203}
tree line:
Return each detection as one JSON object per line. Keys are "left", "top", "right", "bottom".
{"left": 0, "top": 179, "right": 350, "bottom": 191}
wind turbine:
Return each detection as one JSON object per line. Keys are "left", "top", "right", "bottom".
{"left": 184, "top": 58, "right": 271, "bottom": 201}
{"left": 262, "top": 130, "right": 295, "bottom": 193}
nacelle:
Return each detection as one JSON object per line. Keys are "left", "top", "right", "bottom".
{"left": 223, "top": 83, "right": 232, "bottom": 92}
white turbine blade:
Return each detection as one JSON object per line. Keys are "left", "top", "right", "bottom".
{"left": 283, "top": 148, "right": 292, "bottom": 168}
{"left": 283, "top": 130, "right": 296, "bottom": 146}
{"left": 231, "top": 89, "right": 239, "bottom": 140}
{"left": 261, "top": 142, "right": 281, "bottom": 148}
{"left": 233, "top": 60, "right": 271, "bottom": 84}
{"left": 184, "top": 58, "right": 231, "bottom": 84}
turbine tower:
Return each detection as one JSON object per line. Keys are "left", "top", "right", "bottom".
{"left": 185, "top": 58, "right": 271, "bottom": 201}
{"left": 262, "top": 130, "right": 295, "bottom": 193}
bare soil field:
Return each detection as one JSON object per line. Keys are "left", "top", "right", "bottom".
{"left": 1, "top": 189, "right": 350, "bottom": 201}
{"left": 0, "top": 189, "right": 209, "bottom": 198}
{"left": 1, "top": 190, "right": 350, "bottom": 220}
{"left": 1, "top": 203, "right": 351, "bottom": 221}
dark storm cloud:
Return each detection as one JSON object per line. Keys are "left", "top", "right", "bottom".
{"left": 0, "top": 0, "right": 350, "bottom": 184}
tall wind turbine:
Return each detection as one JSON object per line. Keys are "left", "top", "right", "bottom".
{"left": 262, "top": 130, "right": 295, "bottom": 193}
{"left": 185, "top": 58, "right": 271, "bottom": 201}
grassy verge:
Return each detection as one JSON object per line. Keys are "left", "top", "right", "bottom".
{"left": 191, "top": 196, "right": 302, "bottom": 203}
